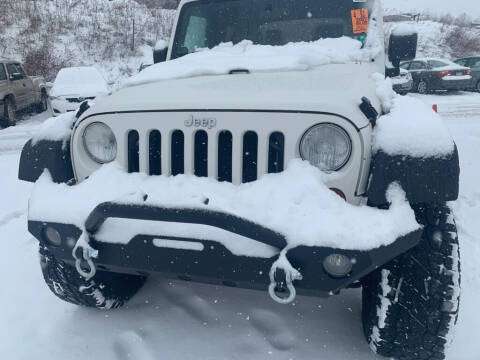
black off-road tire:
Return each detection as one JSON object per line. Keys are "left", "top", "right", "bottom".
{"left": 39, "top": 245, "right": 147, "bottom": 309}
{"left": 36, "top": 92, "right": 49, "bottom": 113}
{"left": 362, "top": 203, "right": 460, "bottom": 360}
{"left": 1, "top": 97, "right": 16, "bottom": 128}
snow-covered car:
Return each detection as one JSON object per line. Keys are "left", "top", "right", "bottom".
{"left": 50, "top": 66, "right": 109, "bottom": 116}
{"left": 454, "top": 56, "right": 480, "bottom": 92}
{"left": 19, "top": 1, "right": 461, "bottom": 359}
{"left": 390, "top": 67, "right": 413, "bottom": 95}
{"left": 0, "top": 60, "right": 48, "bottom": 128}
{"left": 400, "top": 58, "right": 472, "bottom": 94}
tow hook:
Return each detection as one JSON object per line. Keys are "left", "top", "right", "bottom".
{"left": 72, "top": 231, "right": 98, "bottom": 280}
{"left": 268, "top": 254, "right": 303, "bottom": 304}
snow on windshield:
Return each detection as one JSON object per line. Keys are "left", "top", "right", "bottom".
{"left": 51, "top": 66, "right": 109, "bottom": 97}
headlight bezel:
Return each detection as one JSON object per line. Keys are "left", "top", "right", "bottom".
{"left": 299, "top": 123, "right": 352, "bottom": 172}
{"left": 82, "top": 122, "right": 117, "bottom": 164}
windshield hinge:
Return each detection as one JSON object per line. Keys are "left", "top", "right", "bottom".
{"left": 359, "top": 97, "right": 379, "bottom": 127}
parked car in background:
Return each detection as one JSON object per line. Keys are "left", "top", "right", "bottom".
{"left": 0, "top": 59, "right": 48, "bottom": 128}
{"left": 50, "top": 66, "right": 109, "bottom": 116}
{"left": 400, "top": 58, "right": 471, "bottom": 94}
{"left": 390, "top": 67, "right": 413, "bottom": 95}
{"left": 454, "top": 57, "right": 480, "bottom": 92}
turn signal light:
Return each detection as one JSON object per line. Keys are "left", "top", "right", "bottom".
{"left": 323, "top": 254, "right": 353, "bottom": 278}
{"left": 43, "top": 226, "right": 62, "bottom": 246}
{"left": 330, "top": 188, "right": 346, "bottom": 200}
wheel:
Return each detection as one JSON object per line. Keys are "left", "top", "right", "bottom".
{"left": 36, "top": 92, "right": 48, "bottom": 113}
{"left": 417, "top": 80, "right": 429, "bottom": 94}
{"left": 476, "top": 80, "right": 480, "bottom": 93}
{"left": 39, "top": 245, "right": 147, "bottom": 309}
{"left": 362, "top": 203, "right": 460, "bottom": 360}
{"left": 1, "top": 97, "right": 16, "bottom": 128}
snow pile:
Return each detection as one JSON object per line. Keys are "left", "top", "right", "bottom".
{"left": 29, "top": 160, "right": 420, "bottom": 254}
{"left": 373, "top": 95, "right": 455, "bottom": 157}
{"left": 50, "top": 67, "right": 110, "bottom": 98}
{"left": 373, "top": 73, "right": 397, "bottom": 112}
{"left": 124, "top": 37, "right": 382, "bottom": 88}
{"left": 31, "top": 112, "right": 76, "bottom": 147}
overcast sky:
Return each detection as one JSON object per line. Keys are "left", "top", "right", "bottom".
{"left": 383, "top": 0, "right": 480, "bottom": 19}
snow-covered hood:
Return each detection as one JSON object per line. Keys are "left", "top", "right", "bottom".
{"left": 82, "top": 63, "right": 382, "bottom": 129}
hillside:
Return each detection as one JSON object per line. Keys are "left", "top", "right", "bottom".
{"left": 0, "top": 0, "right": 175, "bottom": 87}
{"left": 385, "top": 21, "right": 480, "bottom": 61}
{"left": 1, "top": 1, "right": 479, "bottom": 89}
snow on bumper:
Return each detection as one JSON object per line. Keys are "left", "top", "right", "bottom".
{"left": 27, "top": 160, "right": 422, "bottom": 296}
{"left": 29, "top": 160, "right": 420, "bottom": 252}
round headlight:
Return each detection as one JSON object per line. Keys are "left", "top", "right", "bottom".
{"left": 83, "top": 122, "right": 117, "bottom": 163}
{"left": 300, "top": 124, "right": 352, "bottom": 171}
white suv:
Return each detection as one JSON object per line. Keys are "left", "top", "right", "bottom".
{"left": 19, "top": 1, "right": 461, "bottom": 359}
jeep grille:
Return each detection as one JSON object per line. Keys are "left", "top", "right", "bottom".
{"left": 126, "top": 129, "right": 285, "bottom": 183}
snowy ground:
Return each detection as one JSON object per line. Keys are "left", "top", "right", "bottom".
{"left": 1, "top": 93, "right": 479, "bottom": 360}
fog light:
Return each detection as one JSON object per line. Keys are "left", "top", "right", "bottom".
{"left": 323, "top": 254, "right": 353, "bottom": 278}
{"left": 43, "top": 226, "right": 62, "bottom": 246}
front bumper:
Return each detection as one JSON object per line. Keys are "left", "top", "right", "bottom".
{"left": 29, "top": 202, "right": 422, "bottom": 297}
{"left": 393, "top": 79, "right": 413, "bottom": 93}
{"left": 50, "top": 98, "right": 81, "bottom": 116}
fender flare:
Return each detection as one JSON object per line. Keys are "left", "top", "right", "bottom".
{"left": 18, "top": 139, "right": 74, "bottom": 184}
{"left": 367, "top": 146, "right": 460, "bottom": 206}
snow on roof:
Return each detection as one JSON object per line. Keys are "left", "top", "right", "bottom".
{"left": 51, "top": 66, "right": 109, "bottom": 97}
{"left": 123, "top": 36, "right": 382, "bottom": 88}
{"left": 29, "top": 160, "right": 419, "bottom": 255}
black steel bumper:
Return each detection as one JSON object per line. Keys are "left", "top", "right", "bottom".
{"left": 29, "top": 202, "right": 422, "bottom": 297}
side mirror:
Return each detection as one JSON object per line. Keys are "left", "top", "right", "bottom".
{"left": 9, "top": 73, "right": 22, "bottom": 81}
{"left": 153, "top": 47, "right": 168, "bottom": 64}
{"left": 153, "top": 39, "right": 168, "bottom": 64}
{"left": 388, "top": 32, "right": 418, "bottom": 68}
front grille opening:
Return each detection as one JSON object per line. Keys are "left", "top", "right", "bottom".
{"left": 218, "top": 131, "right": 232, "bottom": 182}
{"left": 171, "top": 130, "right": 184, "bottom": 176}
{"left": 242, "top": 131, "right": 258, "bottom": 183}
{"left": 149, "top": 130, "right": 161, "bottom": 175}
{"left": 268, "top": 132, "right": 285, "bottom": 173}
{"left": 127, "top": 130, "right": 139, "bottom": 173}
{"left": 194, "top": 130, "right": 208, "bottom": 177}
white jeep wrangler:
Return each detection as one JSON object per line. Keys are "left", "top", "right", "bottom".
{"left": 19, "top": 1, "right": 461, "bottom": 359}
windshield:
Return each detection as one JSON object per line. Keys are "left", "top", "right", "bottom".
{"left": 172, "top": 0, "right": 374, "bottom": 59}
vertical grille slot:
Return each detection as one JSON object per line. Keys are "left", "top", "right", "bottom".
{"left": 149, "top": 130, "right": 161, "bottom": 175}
{"left": 268, "top": 132, "right": 285, "bottom": 173}
{"left": 127, "top": 130, "right": 139, "bottom": 173}
{"left": 242, "top": 131, "right": 258, "bottom": 183}
{"left": 171, "top": 130, "right": 184, "bottom": 176}
{"left": 218, "top": 131, "right": 232, "bottom": 182}
{"left": 194, "top": 130, "right": 208, "bottom": 177}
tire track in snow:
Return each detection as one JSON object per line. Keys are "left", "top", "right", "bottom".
{"left": 0, "top": 211, "right": 25, "bottom": 227}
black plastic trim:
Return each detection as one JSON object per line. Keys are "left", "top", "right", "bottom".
{"left": 18, "top": 139, "right": 74, "bottom": 183}
{"left": 367, "top": 146, "right": 460, "bottom": 205}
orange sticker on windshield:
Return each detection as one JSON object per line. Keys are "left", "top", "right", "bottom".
{"left": 351, "top": 9, "right": 369, "bottom": 34}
